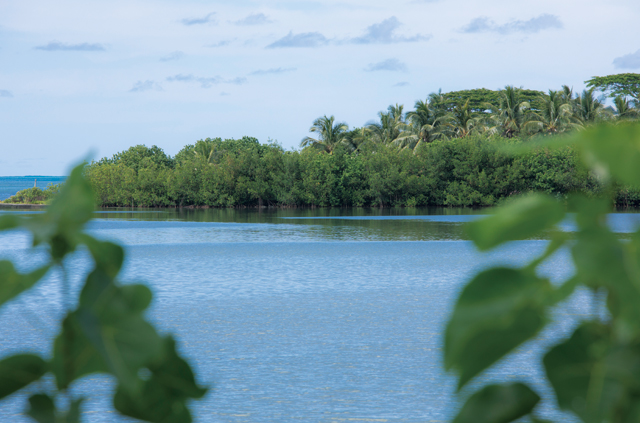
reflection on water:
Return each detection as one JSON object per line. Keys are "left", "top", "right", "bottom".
{"left": 0, "top": 208, "right": 638, "bottom": 422}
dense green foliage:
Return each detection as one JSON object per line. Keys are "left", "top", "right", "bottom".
{"left": 586, "top": 73, "right": 640, "bottom": 101}
{"left": 76, "top": 80, "right": 640, "bottom": 209}
{"left": 446, "top": 123, "right": 640, "bottom": 423}
{"left": 3, "top": 184, "right": 62, "bottom": 204}
{"left": 0, "top": 166, "right": 206, "bottom": 422}
{"left": 84, "top": 135, "right": 610, "bottom": 208}
{"left": 436, "top": 88, "right": 545, "bottom": 114}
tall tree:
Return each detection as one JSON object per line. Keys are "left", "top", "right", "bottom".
{"left": 559, "top": 85, "right": 575, "bottom": 103}
{"left": 300, "top": 115, "right": 349, "bottom": 154}
{"left": 451, "top": 99, "right": 483, "bottom": 137}
{"left": 614, "top": 95, "right": 639, "bottom": 121}
{"left": 573, "top": 88, "right": 609, "bottom": 124}
{"left": 366, "top": 104, "right": 405, "bottom": 145}
{"left": 585, "top": 73, "right": 640, "bottom": 101}
{"left": 524, "top": 90, "right": 581, "bottom": 134}
{"left": 342, "top": 127, "right": 371, "bottom": 153}
{"left": 193, "top": 139, "right": 221, "bottom": 164}
{"left": 401, "top": 99, "right": 451, "bottom": 146}
{"left": 485, "top": 86, "right": 533, "bottom": 138}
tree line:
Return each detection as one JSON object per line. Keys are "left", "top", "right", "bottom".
{"left": 7, "top": 74, "right": 639, "bottom": 208}
{"left": 83, "top": 134, "right": 631, "bottom": 208}
{"left": 302, "top": 74, "right": 640, "bottom": 153}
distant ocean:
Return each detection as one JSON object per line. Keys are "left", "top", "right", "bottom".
{"left": 0, "top": 176, "right": 66, "bottom": 201}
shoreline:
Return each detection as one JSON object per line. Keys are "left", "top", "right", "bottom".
{"left": 0, "top": 203, "right": 48, "bottom": 209}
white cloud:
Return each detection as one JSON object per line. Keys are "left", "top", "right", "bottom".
{"left": 365, "top": 58, "right": 408, "bottom": 72}
{"left": 461, "top": 14, "right": 563, "bottom": 34}
{"left": 159, "top": 51, "right": 184, "bottom": 62}
{"left": 613, "top": 49, "right": 640, "bottom": 70}
{"left": 234, "top": 13, "right": 272, "bottom": 26}
{"left": 249, "top": 68, "right": 296, "bottom": 76}
{"left": 351, "top": 17, "right": 429, "bottom": 44}
{"left": 181, "top": 12, "right": 216, "bottom": 26}
{"left": 129, "top": 80, "right": 162, "bottom": 92}
{"left": 166, "top": 74, "right": 247, "bottom": 88}
{"left": 267, "top": 32, "right": 329, "bottom": 48}
{"left": 35, "top": 41, "right": 105, "bottom": 51}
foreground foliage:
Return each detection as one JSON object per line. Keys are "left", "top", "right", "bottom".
{"left": 446, "top": 123, "right": 640, "bottom": 423}
{"left": 0, "top": 166, "right": 206, "bottom": 422}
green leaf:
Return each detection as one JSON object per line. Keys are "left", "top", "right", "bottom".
{"left": 26, "top": 394, "right": 55, "bottom": 423}
{"left": 54, "top": 270, "right": 158, "bottom": 392}
{"left": 466, "top": 194, "right": 565, "bottom": 251}
{"left": 453, "top": 383, "right": 540, "bottom": 423}
{"left": 114, "top": 388, "right": 192, "bottom": 423}
{"left": 78, "top": 235, "right": 124, "bottom": 279}
{"left": 571, "top": 200, "right": 640, "bottom": 332}
{"left": 76, "top": 308, "right": 161, "bottom": 392}
{"left": 445, "top": 267, "right": 551, "bottom": 389}
{"left": 577, "top": 123, "right": 640, "bottom": 187}
{"left": 78, "top": 270, "right": 152, "bottom": 318}
{"left": 78, "top": 269, "right": 160, "bottom": 392}
{"left": 114, "top": 337, "right": 207, "bottom": 423}
{"left": 25, "top": 163, "right": 94, "bottom": 260}
{"left": 148, "top": 337, "right": 207, "bottom": 400}
{"left": 52, "top": 314, "right": 109, "bottom": 390}
{"left": 0, "top": 354, "right": 48, "bottom": 399}
{"left": 26, "top": 394, "right": 83, "bottom": 423}
{"left": 0, "top": 261, "right": 50, "bottom": 307}
{"left": 64, "top": 399, "right": 83, "bottom": 423}
{"left": 544, "top": 322, "right": 621, "bottom": 423}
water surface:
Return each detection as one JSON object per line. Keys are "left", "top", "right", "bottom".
{"left": 1, "top": 208, "right": 636, "bottom": 422}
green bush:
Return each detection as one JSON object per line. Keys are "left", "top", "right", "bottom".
{"left": 3, "top": 184, "right": 62, "bottom": 204}
{"left": 82, "top": 134, "right": 610, "bottom": 209}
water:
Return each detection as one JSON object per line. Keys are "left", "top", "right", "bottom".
{"left": 0, "top": 176, "right": 66, "bottom": 201}
{"left": 1, "top": 208, "right": 639, "bottom": 422}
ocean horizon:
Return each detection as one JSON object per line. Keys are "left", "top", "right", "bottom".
{"left": 0, "top": 176, "right": 66, "bottom": 201}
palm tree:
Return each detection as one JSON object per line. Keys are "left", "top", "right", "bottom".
{"left": 366, "top": 104, "right": 405, "bottom": 145}
{"left": 573, "top": 88, "right": 610, "bottom": 124}
{"left": 388, "top": 103, "right": 405, "bottom": 122}
{"left": 614, "top": 95, "right": 639, "bottom": 121}
{"left": 399, "top": 99, "right": 451, "bottom": 148}
{"left": 559, "top": 85, "right": 575, "bottom": 104}
{"left": 485, "top": 86, "right": 533, "bottom": 138}
{"left": 193, "top": 140, "right": 220, "bottom": 164}
{"left": 524, "top": 90, "right": 581, "bottom": 134}
{"left": 451, "top": 99, "right": 483, "bottom": 138}
{"left": 300, "top": 115, "right": 349, "bottom": 153}
{"left": 428, "top": 89, "right": 448, "bottom": 115}
{"left": 343, "top": 127, "right": 370, "bottom": 153}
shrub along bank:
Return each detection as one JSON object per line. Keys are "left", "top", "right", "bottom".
{"left": 2, "top": 184, "right": 62, "bottom": 204}
{"left": 80, "top": 134, "right": 624, "bottom": 208}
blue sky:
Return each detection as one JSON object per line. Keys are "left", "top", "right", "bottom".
{"left": 1, "top": 0, "right": 639, "bottom": 175}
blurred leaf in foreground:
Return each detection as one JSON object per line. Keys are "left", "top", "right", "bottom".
{"left": 445, "top": 267, "right": 551, "bottom": 388}
{"left": 452, "top": 383, "right": 540, "bottom": 423}
{"left": 466, "top": 193, "right": 565, "bottom": 251}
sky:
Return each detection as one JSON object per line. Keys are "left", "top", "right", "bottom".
{"left": 1, "top": 0, "right": 639, "bottom": 175}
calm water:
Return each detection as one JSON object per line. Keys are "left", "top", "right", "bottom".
{"left": 0, "top": 176, "right": 66, "bottom": 201}
{"left": 1, "top": 208, "right": 639, "bottom": 422}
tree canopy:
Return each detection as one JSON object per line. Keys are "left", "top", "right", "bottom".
{"left": 435, "top": 88, "right": 545, "bottom": 114}
{"left": 585, "top": 73, "right": 640, "bottom": 100}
